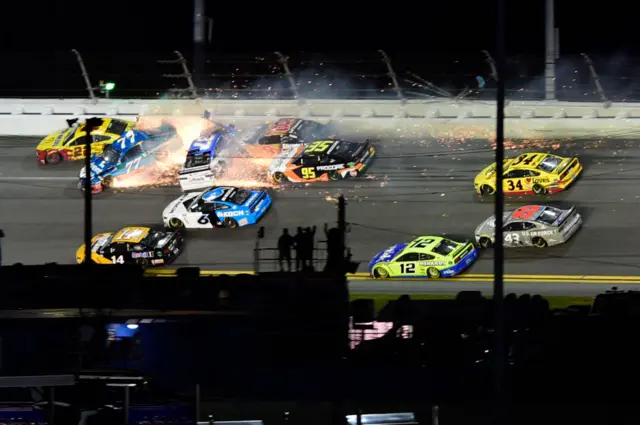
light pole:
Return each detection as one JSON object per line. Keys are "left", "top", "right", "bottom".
{"left": 545, "top": 0, "right": 557, "bottom": 100}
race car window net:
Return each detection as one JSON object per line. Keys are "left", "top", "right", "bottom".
{"left": 140, "top": 230, "right": 165, "bottom": 248}
{"left": 431, "top": 240, "right": 458, "bottom": 256}
{"left": 102, "top": 145, "right": 120, "bottom": 164}
{"left": 537, "top": 156, "right": 563, "bottom": 172}
{"left": 106, "top": 120, "right": 128, "bottom": 136}
{"left": 257, "top": 135, "right": 282, "bottom": 145}
{"left": 226, "top": 189, "right": 252, "bottom": 205}
{"left": 185, "top": 152, "right": 211, "bottom": 168}
{"left": 535, "top": 207, "right": 562, "bottom": 225}
{"left": 331, "top": 142, "right": 361, "bottom": 160}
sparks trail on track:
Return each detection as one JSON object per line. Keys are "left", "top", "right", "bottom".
{"left": 2, "top": 134, "right": 640, "bottom": 284}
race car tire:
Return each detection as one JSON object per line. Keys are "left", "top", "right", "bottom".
{"left": 372, "top": 266, "right": 390, "bottom": 279}
{"left": 168, "top": 218, "right": 185, "bottom": 229}
{"left": 223, "top": 217, "right": 238, "bottom": 228}
{"left": 46, "top": 151, "right": 62, "bottom": 164}
{"left": 329, "top": 171, "right": 341, "bottom": 181}
{"left": 480, "top": 185, "right": 495, "bottom": 195}
{"left": 533, "top": 184, "right": 547, "bottom": 195}
{"left": 427, "top": 267, "right": 441, "bottom": 278}
{"left": 479, "top": 237, "right": 493, "bottom": 248}
{"left": 102, "top": 175, "right": 115, "bottom": 188}
{"left": 532, "top": 237, "right": 548, "bottom": 248}
{"left": 272, "top": 172, "right": 285, "bottom": 183}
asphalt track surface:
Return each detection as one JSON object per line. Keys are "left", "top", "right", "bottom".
{"left": 3, "top": 130, "right": 640, "bottom": 297}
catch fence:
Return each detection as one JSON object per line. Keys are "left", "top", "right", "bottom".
{"left": 2, "top": 50, "right": 640, "bottom": 102}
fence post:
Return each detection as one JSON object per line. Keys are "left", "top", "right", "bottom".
{"left": 580, "top": 53, "right": 611, "bottom": 108}
{"left": 71, "top": 49, "right": 96, "bottom": 101}
{"left": 275, "top": 52, "right": 300, "bottom": 100}
{"left": 378, "top": 50, "right": 405, "bottom": 103}
{"left": 158, "top": 51, "right": 198, "bottom": 99}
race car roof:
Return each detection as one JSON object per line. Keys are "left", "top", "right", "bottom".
{"left": 111, "top": 227, "right": 151, "bottom": 244}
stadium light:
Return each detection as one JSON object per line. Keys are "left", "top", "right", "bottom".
{"left": 104, "top": 82, "right": 115, "bottom": 91}
{"left": 98, "top": 81, "right": 116, "bottom": 98}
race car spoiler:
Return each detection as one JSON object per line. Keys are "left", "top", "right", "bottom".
{"left": 555, "top": 154, "right": 578, "bottom": 174}
{"left": 247, "top": 190, "right": 268, "bottom": 212}
{"left": 554, "top": 206, "right": 577, "bottom": 227}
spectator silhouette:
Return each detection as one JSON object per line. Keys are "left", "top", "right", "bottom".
{"left": 278, "top": 228, "right": 295, "bottom": 272}
{"left": 294, "top": 227, "right": 304, "bottom": 271}
{"left": 302, "top": 226, "right": 317, "bottom": 269}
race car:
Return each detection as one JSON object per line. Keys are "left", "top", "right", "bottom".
{"left": 178, "top": 127, "right": 246, "bottom": 192}
{"left": 163, "top": 186, "right": 271, "bottom": 229}
{"left": 268, "top": 139, "right": 375, "bottom": 183}
{"left": 238, "top": 118, "right": 334, "bottom": 159}
{"left": 75, "top": 226, "right": 184, "bottom": 266}
{"left": 36, "top": 118, "right": 134, "bottom": 165}
{"left": 78, "top": 126, "right": 179, "bottom": 193}
{"left": 474, "top": 152, "right": 583, "bottom": 195}
{"left": 369, "top": 236, "right": 478, "bottom": 279}
{"left": 475, "top": 204, "right": 582, "bottom": 248}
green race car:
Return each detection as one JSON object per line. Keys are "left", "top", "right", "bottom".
{"left": 368, "top": 236, "right": 478, "bottom": 279}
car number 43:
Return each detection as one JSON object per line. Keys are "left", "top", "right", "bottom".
{"left": 504, "top": 233, "right": 520, "bottom": 243}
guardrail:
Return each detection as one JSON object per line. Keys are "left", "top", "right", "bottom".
{"left": 3, "top": 50, "right": 640, "bottom": 102}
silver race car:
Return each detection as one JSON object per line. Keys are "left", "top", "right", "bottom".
{"left": 475, "top": 204, "right": 582, "bottom": 248}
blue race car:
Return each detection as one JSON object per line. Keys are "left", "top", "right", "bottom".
{"left": 78, "top": 124, "right": 179, "bottom": 193}
{"left": 162, "top": 186, "right": 272, "bottom": 229}
{"left": 178, "top": 125, "right": 242, "bottom": 191}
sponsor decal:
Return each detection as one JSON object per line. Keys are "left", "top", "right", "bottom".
{"left": 151, "top": 259, "right": 164, "bottom": 265}
{"left": 132, "top": 251, "right": 154, "bottom": 259}
{"left": 316, "top": 164, "right": 345, "bottom": 171}
{"left": 378, "top": 247, "right": 398, "bottom": 262}
{"left": 534, "top": 178, "right": 550, "bottom": 183}
{"left": 238, "top": 218, "right": 249, "bottom": 226}
{"left": 245, "top": 193, "right": 258, "bottom": 205}
{"left": 419, "top": 261, "right": 446, "bottom": 266}
{"left": 255, "top": 200, "right": 264, "bottom": 210}
{"left": 90, "top": 163, "right": 103, "bottom": 174}
{"left": 349, "top": 170, "right": 357, "bottom": 177}
{"left": 442, "top": 270, "right": 455, "bottom": 276}
{"left": 530, "top": 230, "right": 555, "bottom": 237}
{"left": 219, "top": 210, "right": 245, "bottom": 217}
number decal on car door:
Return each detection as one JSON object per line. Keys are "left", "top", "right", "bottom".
{"left": 507, "top": 180, "right": 524, "bottom": 191}
{"left": 504, "top": 233, "right": 520, "bottom": 244}
{"left": 400, "top": 263, "right": 415, "bottom": 273}
{"left": 111, "top": 255, "right": 124, "bottom": 264}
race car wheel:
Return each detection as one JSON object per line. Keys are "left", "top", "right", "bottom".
{"left": 427, "top": 267, "right": 441, "bottom": 278}
{"left": 373, "top": 266, "right": 390, "bottom": 279}
{"left": 272, "top": 172, "right": 285, "bottom": 183}
{"left": 102, "top": 175, "right": 115, "bottom": 188}
{"left": 329, "top": 171, "right": 340, "bottom": 181}
{"left": 481, "top": 185, "right": 495, "bottom": 195}
{"left": 168, "top": 218, "right": 184, "bottom": 229}
{"left": 46, "top": 151, "right": 62, "bottom": 164}
{"left": 223, "top": 217, "right": 238, "bottom": 228}
{"left": 479, "top": 237, "right": 493, "bottom": 248}
{"left": 533, "top": 184, "right": 547, "bottom": 195}
{"left": 532, "top": 237, "right": 548, "bottom": 248}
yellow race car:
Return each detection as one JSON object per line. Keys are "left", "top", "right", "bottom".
{"left": 36, "top": 118, "right": 134, "bottom": 165}
{"left": 474, "top": 152, "right": 582, "bottom": 196}
{"left": 76, "top": 226, "right": 185, "bottom": 266}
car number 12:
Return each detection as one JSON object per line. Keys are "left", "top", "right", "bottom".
{"left": 400, "top": 263, "right": 415, "bottom": 273}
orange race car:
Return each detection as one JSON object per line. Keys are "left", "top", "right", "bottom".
{"left": 268, "top": 139, "right": 375, "bottom": 183}
{"left": 235, "top": 118, "right": 334, "bottom": 160}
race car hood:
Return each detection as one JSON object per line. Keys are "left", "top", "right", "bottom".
{"left": 36, "top": 130, "right": 64, "bottom": 151}
{"left": 476, "top": 159, "right": 514, "bottom": 180}
{"left": 475, "top": 212, "right": 512, "bottom": 236}
{"left": 163, "top": 192, "right": 200, "bottom": 217}
{"left": 368, "top": 243, "right": 408, "bottom": 271}
{"left": 76, "top": 232, "right": 114, "bottom": 262}
{"left": 268, "top": 147, "right": 301, "bottom": 174}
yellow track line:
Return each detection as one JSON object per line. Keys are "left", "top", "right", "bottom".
{"left": 144, "top": 270, "right": 640, "bottom": 284}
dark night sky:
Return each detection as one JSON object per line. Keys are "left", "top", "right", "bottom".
{"left": 0, "top": 0, "right": 635, "bottom": 55}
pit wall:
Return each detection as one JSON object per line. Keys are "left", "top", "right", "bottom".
{"left": 1, "top": 98, "right": 639, "bottom": 139}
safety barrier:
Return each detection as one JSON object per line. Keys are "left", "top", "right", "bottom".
{"left": 1, "top": 99, "right": 639, "bottom": 139}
